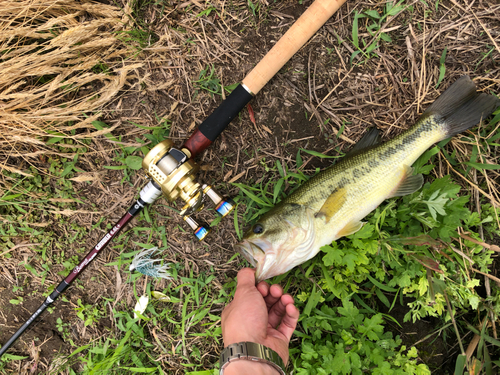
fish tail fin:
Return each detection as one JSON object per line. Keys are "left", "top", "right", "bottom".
{"left": 424, "top": 75, "right": 500, "bottom": 138}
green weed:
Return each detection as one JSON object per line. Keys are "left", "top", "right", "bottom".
{"left": 292, "top": 298, "right": 429, "bottom": 374}
{"left": 92, "top": 119, "right": 173, "bottom": 183}
{"left": 56, "top": 318, "right": 73, "bottom": 343}
{"left": 76, "top": 299, "right": 105, "bottom": 327}
{"left": 114, "top": 0, "right": 159, "bottom": 55}
{"left": 192, "top": 65, "right": 239, "bottom": 98}
{"left": 351, "top": 1, "right": 408, "bottom": 64}
{"left": 436, "top": 48, "right": 447, "bottom": 88}
{"left": 193, "top": 64, "right": 223, "bottom": 98}
{"left": 49, "top": 263, "right": 234, "bottom": 374}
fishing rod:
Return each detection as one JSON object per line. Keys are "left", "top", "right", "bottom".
{"left": 0, "top": 0, "right": 347, "bottom": 358}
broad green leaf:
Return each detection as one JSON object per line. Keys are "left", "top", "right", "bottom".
{"left": 322, "top": 244, "right": 344, "bottom": 267}
{"left": 412, "top": 146, "right": 439, "bottom": 174}
{"left": 436, "top": 47, "right": 447, "bottom": 88}
{"left": 125, "top": 155, "right": 143, "bottom": 170}
{"left": 232, "top": 183, "right": 272, "bottom": 207}
{"left": 380, "top": 33, "right": 392, "bottom": 42}
{"left": 454, "top": 354, "right": 466, "bottom": 375}
{"left": 273, "top": 178, "right": 284, "bottom": 203}
{"left": 303, "top": 284, "right": 321, "bottom": 316}
{"left": 351, "top": 222, "right": 374, "bottom": 239}
{"left": 296, "top": 149, "right": 303, "bottom": 168}
{"left": 367, "top": 274, "right": 398, "bottom": 292}
{"left": 1, "top": 193, "right": 22, "bottom": 201}
{"left": 375, "top": 288, "right": 390, "bottom": 308}
{"left": 46, "top": 136, "right": 64, "bottom": 144}
{"left": 363, "top": 9, "right": 380, "bottom": 19}
{"left": 352, "top": 11, "right": 360, "bottom": 48}
{"left": 104, "top": 165, "right": 127, "bottom": 170}
{"left": 386, "top": 4, "right": 406, "bottom": 16}
{"left": 121, "top": 368, "right": 158, "bottom": 373}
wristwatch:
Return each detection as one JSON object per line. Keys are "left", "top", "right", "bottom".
{"left": 219, "top": 342, "right": 286, "bottom": 374}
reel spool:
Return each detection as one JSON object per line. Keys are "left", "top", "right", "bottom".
{"left": 142, "top": 140, "right": 234, "bottom": 240}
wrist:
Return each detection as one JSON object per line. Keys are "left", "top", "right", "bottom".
{"left": 223, "top": 360, "right": 281, "bottom": 375}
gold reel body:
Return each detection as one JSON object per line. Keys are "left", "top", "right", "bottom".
{"left": 142, "top": 140, "right": 201, "bottom": 206}
{"left": 142, "top": 140, "right": 234, "bottom": 240}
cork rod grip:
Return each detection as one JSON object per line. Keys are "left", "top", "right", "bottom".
{"left": 242, "top": 0, "right": 346, "bottom": 95}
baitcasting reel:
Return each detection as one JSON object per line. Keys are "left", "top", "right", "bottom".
{"left": 141, "top": 140, "right": 234, "bottom": 240}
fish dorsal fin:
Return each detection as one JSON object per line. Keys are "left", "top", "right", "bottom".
{"left": 337, "top": 220, "right": 364, "bottom": 238}
{"left": 388, "top": 166, "right": 424, "bottom": 198}
{"left": 345, "top": 127, "right": 381, "bottom": 157}
{"left": 315, "top": 187, "right": 346, "bottom": 224}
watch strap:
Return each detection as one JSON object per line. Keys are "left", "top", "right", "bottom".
{"left": 219, "top": 342, "right": 286, "bottom": 374}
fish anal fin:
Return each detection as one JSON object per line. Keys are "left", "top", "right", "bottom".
{"left": 389, "top": 166, "right": 424, "bottom": 198}
{"left": 315, "top": 187, "right": 346, "bottom": 224}
{"left": 338, "top": 221, "right": 364, "bottom": 238}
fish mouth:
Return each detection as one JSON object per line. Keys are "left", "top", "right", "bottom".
{"left": 235, "top": 240, "right": 263, "bottom": 267}
{"left": 235, "top": 239, "right": 274, "bottom": 281}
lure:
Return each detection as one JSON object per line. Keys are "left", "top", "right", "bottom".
{"left": 129, "top": 247, "right": 172, "bottom": 279}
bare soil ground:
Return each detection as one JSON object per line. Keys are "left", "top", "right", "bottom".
{"left": 1, "top": 0, "right": 499, "bottom": 373}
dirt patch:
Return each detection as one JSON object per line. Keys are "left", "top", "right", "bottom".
{"left": 0, "top": 279, "right": 68, "bottom": 360}
{"left": 379, "top": 298, "right": 452, "bottom": 374}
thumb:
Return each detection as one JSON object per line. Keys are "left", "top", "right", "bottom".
{"left": 236, "top": 268, "right": 257, "bottom": 291}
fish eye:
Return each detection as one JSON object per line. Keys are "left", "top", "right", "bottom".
{"left": 253, "top": 224, "right": 264, "bottom": 234}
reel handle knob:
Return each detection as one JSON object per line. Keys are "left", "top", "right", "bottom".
{"left": 215, "top": 199, "right": 235, "bottom": 217}
{"left": 183, "top": 215, "right": 210, "bottom": 241}
{"left": 203, "top": 185, "right": 235, "bottom": 218}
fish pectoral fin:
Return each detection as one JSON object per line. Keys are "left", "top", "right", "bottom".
{"left": 345, "top": 127, "right": 381, "bottom": 157}
{"left": 388, "top": 166, "right": 424, "bottom": 198}
{"left": 315, "top": 187, "right": 346, "bottom": 224}
{"left": 338, "top": 220, "right": 364, "bottom": 238}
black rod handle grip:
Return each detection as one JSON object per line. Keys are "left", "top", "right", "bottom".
{"left": 184, "top": 84, "right": 253, "bottom": 157}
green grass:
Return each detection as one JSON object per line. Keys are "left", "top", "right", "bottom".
{"left": 192, "top": 65, "right": 239, "bottom": 99}
{"left": 113, "top": 0, "right": 160, "bottom": 54}
{"left": 350, "top": 1, "right": 408, "bottom": 64}
{"left": 44, "top": 262, "right": 236, "bottom": 374}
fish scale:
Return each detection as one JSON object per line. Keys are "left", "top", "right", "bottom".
{"left": 237, "top": 76, "right": 500, "bottom": 281}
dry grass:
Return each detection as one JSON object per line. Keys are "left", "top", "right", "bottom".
{"left": 0, "top": 0, "right": 141, "bottom": 176}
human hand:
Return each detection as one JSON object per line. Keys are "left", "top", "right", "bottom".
{"left": 221, "top": 268, "right": 300, "bottom": 366}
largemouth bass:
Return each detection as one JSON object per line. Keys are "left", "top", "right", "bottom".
{"left": 236, "top": 76, "right": 500, "bottom": 282}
